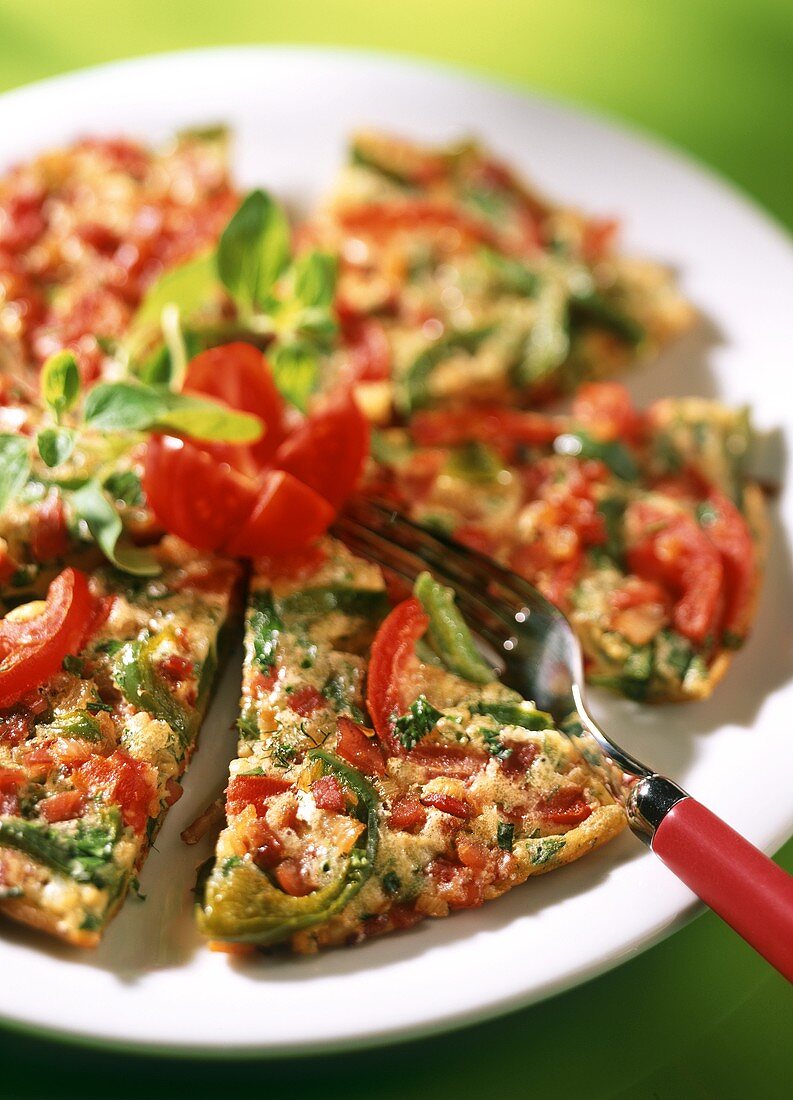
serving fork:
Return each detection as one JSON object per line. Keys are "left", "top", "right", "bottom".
{"left": 334, "top": 497, "right": 793, "bottom": 982}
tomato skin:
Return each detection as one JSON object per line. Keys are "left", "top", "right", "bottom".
{"left": 142, "top": 434, "right": 258, "bottom": 552}
{"left": 626, "top": 501, "right": 723, "bottom": 645}
{"left": 336, "top": 715, "right": 386, "bottom": 776}
{"left": 539, "top": 786, "right": 592, "bottom": 826}
{"left": 420, "top": 792, "right": 471, "bottom": 819}
{"left": 183, "top": 343, "right": 287, "bottom": 474}
{"left": 408, "top": 741, "right": 487, "bottom": 780}
{"left": 274, "top": 390, "right": 370, "bottom": 510}
{"left": 38, "top": 790, "right": 85, "bottom": 823}
{"left": 226, "top": 774, "right": 292, "bottom": 818}
{"left": 0, "top": 568, "right": 92, "bottom": 709}
{"left": 366, "top": 597, "right": 429, "bottom": 752}
{"left": 73, "top": 751, "right": 159, "bottom": 834}
{"left": 700, "top": 491, "right": 756, "bottom": 635}
{"left": 224, "top": 470, "right": 335, "bottom": 558}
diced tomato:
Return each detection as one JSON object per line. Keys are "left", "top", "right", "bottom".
{"left": 610, "top": 577, "right": 669, "bottom": 612}
{"left": 312, "top": 774, "right": 347, "bottom": 814}
{"left": 0, "top": 711, "right": 33, "bottom": 748}
{"left": 289, "top": 684, "right": 325, "bottom": 717}
{"left": 73, "top": 751, "right": 159, "bottom": 834}
{"left": 456, "top": 836, "right": 491, "bottom": 871}
{"left": 183, "top": 343, "right": 287, "bottom": 474}
{"left": 0, "top": 568, "right": 93, "bottom": 709}
{"left": 581, "top": 217, "right": 619, "bottom": 263}
{"left": 408, "top": 741, "right": 487, "bottom": 780}
{"left": 366, "top": 597, "right": 429, "bottom": 753}
{"left": 251, "top": 668, "right": 278, "bottom": 695}
{"left": 224, "top": 470, "right": 335, "bottom": 557}
{"left": 275, "top": 858, "right": 313, "bottom": 897}
{"left": 142, "top": 434, "right": 258, "bottom": 552}
{"left": 158, "top": 653, "right": 194, "bottom": 684}
{"left": 626, "top": 501, "right": 723, "bottom": 644}
{"left": 572, "top": 382, "right": 643, "bottom": 443}
{"left": 30, "top": 493, "right": 70, "bottom": 563}
{"left": 337, "top": 304, "right": 391, "bottom": 382}
{"left": 501, "top": 741, "right": 540, "bottom": 776}
{"left": 427, "top": 857, "right": 484, "bottom": 909}
{"left": 699, "top": 490, "right": 756, "bottom": 636}
{"left": 410, "top": 406, "right": 559, "bottom": 454}
{"left": 0, "top": 189, "right": 46, "bottom": 252}
{"left": 274, "top": 390, "right": 370, "bottom": 510}
{"left": 421, "top": 791, "right": 471, "bottom": 819}
{"left": 165, "top": 778, "right": 183, "bottom": 807}
{"left": 336, "top": 715, "right": 386, "bottom": 776}
{"left": 388, "top": 795, "right": 427, "bottom": 833}
{"left": 539, "top": 786, "right": 592, "bottom": 826}
{"left": 0, "top": 767, "right": 23, "bottom": 815}
{"left": 250, "top": 822, "right": 284, "bottom": 869}
{"left": 38, "top": 790, "right": 85, "bottom": 823}
{"left": 225, "top": 774, "right": 292, "bottom": 818}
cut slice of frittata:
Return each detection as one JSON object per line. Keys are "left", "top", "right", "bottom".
{"left": 0, "top": 537, "right": 241, "bottom": 946}
{"left": 368, "top": 383, "right": 767, "bottom": 701}
{"left": 309, "top": 130, "right": 694, "bottom": 421}
{"left": 196, "top": 538, "right": 624, "bottom": 954}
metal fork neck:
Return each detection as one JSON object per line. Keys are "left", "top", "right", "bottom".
{"left": 627, "top": 775, "right": 689, "bottom": 844}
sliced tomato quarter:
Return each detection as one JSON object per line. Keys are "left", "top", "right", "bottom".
{"left": 224, "top": 470, "right": 335, "bottom": 558}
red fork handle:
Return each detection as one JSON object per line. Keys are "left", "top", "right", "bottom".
{"left": 651, "top": 796, "right": 793, "bottom": 982}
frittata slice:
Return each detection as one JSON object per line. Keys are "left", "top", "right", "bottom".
{"left": 196, "top": 538, "right": 624, "bottom": 954}
{"left": 310, "top": 130, "right": 694, "bottom": 420}
{"left": 0, "top": 537, "right": 240, "bottom": 945}
{"left": 369, "top": 382, "right": 766, "bottom": 701}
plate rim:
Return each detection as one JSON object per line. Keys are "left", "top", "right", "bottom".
{"left": 0, "top": 43, "right": 790, "bottom": 1059}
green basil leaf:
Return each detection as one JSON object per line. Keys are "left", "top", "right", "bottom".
{"left": 36, "top": 427, "right": 75, "bottom": 468}
{"left": 40, "top": 351, "right": 80, "bottom": 419}
{"left": 155, "top": 392, "right": 263, "bottom": 443}
{"left": 84, "top": 382, "right": 262, "bottom": 443}
{"left": 272, "top": 342, "right": 319, "bottom": 413}
{"left": 217, "top": 190, "right": 290, "bottom": 312}
{"left": 84, "top": 382, "right": 164, "bottom": 431}
{"left": 293, "top": 251, "right": 337, "bottom": 309}
{"left": 0, "top": 434, "right": 31, "bottom": 512}
{"left": 127, "top": 250, "right": 218, "bottom": 352}
{"left": 103, "top": 469, "right": 143, "bottom": 507}
{"left": 69, "top": 481, "right": 160, "bottom": 577}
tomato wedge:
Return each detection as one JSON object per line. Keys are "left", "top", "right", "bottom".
{"left": 183, "top": 343, "right": 287, "bottom": 474}
{"left": 142, "top": 434, "right": 258, "bottom": 552}
{"left": 274, "top": 390, "right": 370, "bottom": 510}
{"left": 366, "top": 596, "right": 429, "bottom": 753}
{"left": 0, "top": 568, "right": 92, "bottom": 709}
{"left": 626, "top": 501, "right": 723, "bottom": 645}
{"left": 224, "top": 470, "right": 335, "bottom": 558}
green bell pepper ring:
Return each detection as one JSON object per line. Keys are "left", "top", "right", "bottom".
{"left": 113, "top": 633, "right": 195, "bottom": 748}
{"left": 413, "top": 572, "right": 494, "bottom": 685}
{"left": 195, "top": 750, "right": 379, "bottom": 946}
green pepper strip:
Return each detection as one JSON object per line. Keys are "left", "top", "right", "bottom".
{"left": 414, "top": 572, "right": 494, "bottom": 684}
{"left": 400, "top": 327, "right": 494, "bottom": 413}
{"left": 196, "top": 751, "right": 379, "bottom": 946}
{"left": 113, "top": 633, "right": 195, "bottom": 749}
{"left": 277, "top": 586, "right": 389, "bottom": 622}
{"left": 0, "top": 812, "right": 121, "bottom": 889}
{"left": 569, "top": 290, "right": 645, "bottom": 345}
{"left": 471, "top": 700, "right": 554, "bottom": 730}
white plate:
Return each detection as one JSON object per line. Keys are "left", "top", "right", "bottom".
{"left": 0, "top": 47, "right": 792, "bottom": 1058}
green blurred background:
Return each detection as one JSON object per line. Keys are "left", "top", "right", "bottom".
{"left": 0, "top": 2, "right": 790, "bottom": 1097}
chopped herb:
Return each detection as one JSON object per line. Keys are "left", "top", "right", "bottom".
{"left": 394, "top": 695, "right": 444, "bottom": 750}
{"left": 481, "top": 727, "right": 512, "bottom": 760}
{"left": 270, "top": 739, "right": 298, "bottom": 768}
{"left": 496, "top": 822, "right": 515, "bottom": 851}
{"left": 249, "top": 591, "right": 283, "bottom": 672}
{"left": 62, "top": 655, "right": 85, "bottom": 676}
{"left": 528, "top": 836, "right": 566, "bottom": 866}
{"left": 382, "top": 870, "right": 401, "bottom": 896}
{"left": 221, "top": 856, "right": 243, "bottom": 875}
